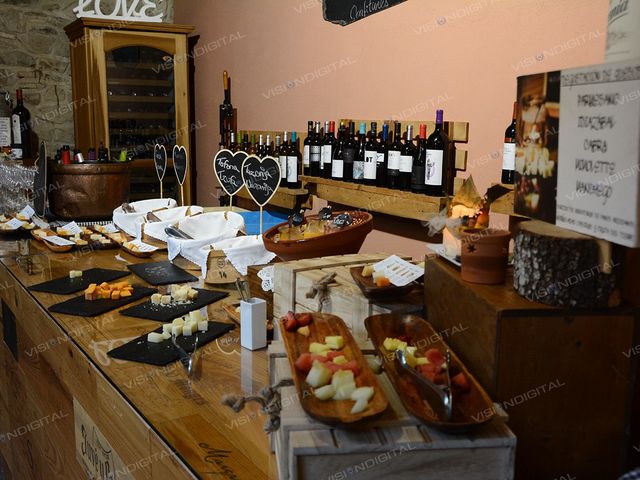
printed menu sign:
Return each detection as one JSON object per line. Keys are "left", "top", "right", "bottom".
{"left": 73, "top": 398, "right": 133, "bottom": 479}
{"left": 556, "top": 59, "right": 640, "bottom": 247}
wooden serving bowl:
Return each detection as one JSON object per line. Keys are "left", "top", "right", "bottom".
{"left": 365, "top": 313, "right": 495, "bottom": 433}
{"left": 262, "top": 211, "right": 373, "bottom": 261}
{"left": 350, "top": 266, "right": 416, "bottom": 301}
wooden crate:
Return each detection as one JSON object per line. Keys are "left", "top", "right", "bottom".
{"left": 268, "top": 342, "right": 516, "bottom": 480}
{"left": 273, "top": 254, "right": 423, "bottom": 345}
{"left": 424, "top": 257, "right": 640, "bottom": 480}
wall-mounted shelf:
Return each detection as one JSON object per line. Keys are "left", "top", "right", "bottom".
{"left": 301, "top": 175, "right": 446, "bottom": 221}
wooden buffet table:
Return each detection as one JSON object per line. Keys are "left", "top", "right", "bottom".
{"left": 0, "top": 237, "right": 277, "bottom": 479}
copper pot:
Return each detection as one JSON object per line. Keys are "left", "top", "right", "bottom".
{"left": 49, "top": 163, "right": 131, "bottom": 220}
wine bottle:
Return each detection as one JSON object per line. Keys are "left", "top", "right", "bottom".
{"left": 0, "top": 92, "right": 11, "bottom": 149}
{"left": 248, "top": 134, "right": 258, "bottom": 155}
{"left": 303, "top": 120, "right": 313, "bottom": 175}
{"left": 322, "top": 120, "right": 336, "bottom": 179}
{"left": 279, "top": 132, "right": 288, "bottom": 187}
{"left": 363, "top": 122, "right": 378, "bottom": 186}
{"left": 309, "top": 121, "right": 322, "bottom": 176}
{"left": 287, "top": 131, "right": 302, "bottom": 189}
{"left": 412, "top": 124, "right": 427, "bottom": 193}
{"left": 399, "top": 125, "right": 415, "bottom": 191}
{"left": 501, "top": 102, "right": 517, "bottom": 184}
{"left": 343, "top": 121, "right": 356, "bottom": 182}
{"left": 229, "top": 131, "right": 238, "bottom": 152}
{"left": 11, "top": 88, "right": 31, "bottom": 159}
{"left": 376, "top": 123, "right": 389, "bottom": 187}
{"left": 265, "top": 134, "right": 273, "bottom": 158}
{"left": 424, "top": 109, "right": 448, "bottom": 197}
{"left": 97, "top": 142, "right": 109, "bottom": 163}
{"left": 386, "top": 123, "right": 402, "bottom": 189}
{"left": 353, "top": 122, "right": 366, "bottom": 183}
{"left": 331, "top": 122, "right": 346, "bottom": 181}
{"left": 241, "top": 133, "right": 250, "bottom": 152}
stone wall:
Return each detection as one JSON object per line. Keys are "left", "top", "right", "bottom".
{"left": 0, "top": 0, "right": 174, "bottom": 156}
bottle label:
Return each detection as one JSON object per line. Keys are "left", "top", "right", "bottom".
{"left": 502, "top": 142, "right": 516, "bottom": 170}
{"left": 376, "top": 152, "right": 385, "bottom": 164}
{"left": 303, "top": 145, "right": 310, "bottom": 166}
{"left": 287, "top": 156, "right": 298, "bottom": 182}
{"left": 11, "top": 114, "right": 22, "bottom": 144}
{"left": 322, "top": 145, "right": 332, "bottom": 165}
{"left": 387, "top": 150, "right": 401, "bottom": 170}
{"left": 353, "top": 160, "right": 364, "bottom": 179}
{"left": 332, "top": 159, "right": 344, "bottom": 178}
{"left": 11, "top": 148, "right": 23, "bottom": 160}
{"left": 0, "top": 117, "right": 10, "bottom": 147}
{"left": 364, "top": 150, "right": 377, "bottom": 179}
{"left": 279, "top": 155, "right": 287, "bottom": 179}
{"left": 425, "top": 150, "right": 444, "bottom": 185}
{"left": 399, "top": 155, "right": 413, "bottom": 173}
{"left": 310, "top": 146, "right": 321, "bottom": 164}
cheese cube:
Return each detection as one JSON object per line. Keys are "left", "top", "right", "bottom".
{"left": 76, "top": 239, "right": 88, "bottom": 246}
{"left": 182, "top": 323, "right": 194, "bottom": 336}
{"left": 161, "top": 332, "right": 171, "bottom": 340}
{"left": 162, "top": 323, "right": 173, "bottom": 334}
{"left": 171, "top": 325, "right": 182, "bottom": 337}
{"left": 147, "top": 332, "right": 164, "bottom": 343}
{"left": 100, "top": 238, "right": 110, "bottom": 244}
{"left": 160, "top": 295, "right": 171, "bottom": 305}
{"left": 187, "top": 288, "right": 198, "bottom": 300}
{"left": 172, "top": 318, "right": 185, "bottom": 326}
{"left": 69, "top": 270, "right": 83, "bottom": 279}
{"left": 111, "top": 291, "right": 120, "bottom": 300}
{"left": 172, "top": 287, "right": 188, "bottom": 302}
{"left": 150, "top": 293, "right": 162, "bottom": 305}
{"left": 189, "top": 310, "right": 203, "bottom": 322}
{"left": 120, "top": 290, "right": 131, "bottom": 297}
{"left": 90, "top": 234, "right": 100, "bottom": 241}
{"left": 198, "top": 320, "right": 208, "bottom": 332}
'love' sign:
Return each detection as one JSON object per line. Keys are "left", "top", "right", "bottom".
{"left": 73, "top": 0, "right": 163, "bottom": 22}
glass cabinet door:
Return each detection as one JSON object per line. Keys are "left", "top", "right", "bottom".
{"left": 105, "top": 46, "right": 177, "bottom": 200}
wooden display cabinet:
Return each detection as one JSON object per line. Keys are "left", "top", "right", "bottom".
{"left": 64, "top": 18, "right": 195, "bottom": 203}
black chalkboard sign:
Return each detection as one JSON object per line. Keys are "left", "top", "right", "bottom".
{"left": 172, "top": 145, "right": 188, "bottom": 185}
{"left": 213, "top": 149, "right": 247, "bottom": 196}
{"left": 153, "top": 144, "right": 167, "bottom": 182}
{"left": 241, "top": 155, "right": 281, "bottom": 207}
{"left": 323, "top": 0, "right": 407, "bottom": 26}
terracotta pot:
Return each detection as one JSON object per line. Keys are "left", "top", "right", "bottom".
{"left": 460, "top": 228, "right": 511, "bottom": 284}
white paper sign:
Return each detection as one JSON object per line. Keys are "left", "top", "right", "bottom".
{"left": 556, "top": 59, "right": 640, "bottom": 247}
{"left": 61, "top": 221, "right": 82, "bottom": 235}
{"left": 99, "top": 223, "right": 119, "bottom": 234}
{"left": 43, "top": 235, "right": 75, "bottom": 246}
{"left": 126, "top": 239, "right": 158, "bottom": 252}
{"left": 18, "top": 205, "right": 34, "bottom": 219}
{"left": 3, "top": 218, "right": 23, "bottom": 230}
{"left": 373, "top": 255, "right": 424, "bottom": 287}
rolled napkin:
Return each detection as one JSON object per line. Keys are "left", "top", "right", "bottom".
{"left": 135, "top": 205, "right": 205, "bottom": 242}
{"left": 212, "top": 235, "right": 276, "bottom": 276}
{"left": 113, "top": 198, "right": 177, "bottom": 237}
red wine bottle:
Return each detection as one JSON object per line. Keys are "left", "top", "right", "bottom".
{"left": 279, "top": 131, "right": 288, "bottom": 187}
{"left": 399, "top": 125, "right": 415, "bottom": 191}
{"left": 11, "top": 88, "right": 31, "bottom": 159}
{"left": 303, "top": 120, "right": 313, "bottom": 175}
{"left": 322, "top": 121, "right": 336, "bottom": 178}
{"left": 412, "top": 124, "right": 427, "bottom": 193}
{"left": 287, "top": 131, "right": 302, "bottom": 189}
{"left": 424, "top": 109, "right": 448, "bottom": 197}
{"left": 331, "top": 122, "right": 346, "bottom": 181}
{"left": 363, "top": 122, "right": 378, "bottom": 186}
{"left": 0, "top": 92, "right": 11, "bottom": 149}
{"left": 343, "top": 121, "right": 356, "bottom": 182}
{"left": 241, "top": 133, "right": 250, "bottom": 152}
{"left": 376, "top": 123, "right": 388, "bottom": 187}
{"left": 309, "top": 121, "right": 322, "bottom": 176}
{"left": 501, "top": 102, "right": 517, "bottom": 184}
{"left": 353, "top": 122, "right": 367, "bottom": 183}
{"left": 386, "top": 123, "right": 402, "bottom": 189}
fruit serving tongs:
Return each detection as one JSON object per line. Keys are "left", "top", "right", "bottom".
{"left": 395, "top": 349, "right": 453, "bottom": 421}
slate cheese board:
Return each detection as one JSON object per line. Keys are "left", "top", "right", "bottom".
{"left": 48, "top": 286, "right": 156, "bottom": 317}
{"left": 119, "top": 288, "right": 228, "bottom": 322}
{"left": 127, "top": 261, "right": 198, "bottom": 286}
{"left": 30, "top": 268, "right": 130, "bottom": 295}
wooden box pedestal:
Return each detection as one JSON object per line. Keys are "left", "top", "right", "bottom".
{"left": 424, "top": 258, "right": 639, "bottom": 480}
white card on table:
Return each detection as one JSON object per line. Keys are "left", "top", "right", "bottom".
{"left": 373, "top": 255, "right": 424, "bottom": 287}
{"left": 18, "top": 205, "right": 35, "bottom": 219}
{"left": 43, "top": 235, "right": 75, "bottom": 246}
{"left": 127, "top": 239, "right": 158, "bottom": 252}
{"left": 4, "top": 218, "right": 23, "bottom": 230}
{"left": 61, "top": 221, "right": 82, "bottom": 235}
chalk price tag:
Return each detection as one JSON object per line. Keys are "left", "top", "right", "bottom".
{"left": 373, "top": 255, "right": 423, "bottom": 287}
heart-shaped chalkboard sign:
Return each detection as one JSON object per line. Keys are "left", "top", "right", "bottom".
{"left": 173, "top": 145, "right": 188, "bottom": 186}
{"left": 213, "top": 149, "right": 247, "bottom": 196}
{"left": 241, "top": 155, "right": 281, "bottom": 207}
{"left": 154, "top": 144, "right": 167, "bottom": 182}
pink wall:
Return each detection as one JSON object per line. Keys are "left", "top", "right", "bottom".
{"left": 175, "top": 0, "right": 608, "bottom": 258}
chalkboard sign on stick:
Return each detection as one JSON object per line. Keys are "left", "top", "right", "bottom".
{"left": 213, "top": 149, "right": 247, "bottom": 211}
{"left": 172, "top": 145, "right": 188, "bottom": 206}
{"left": 153, "top": 144, "right": 167, "bottom": 198}
{"left": 241, "top": 155, "right": 281, "bottom": 234}
{"left": 323, "top": 0, "right": 407, "bottom": 26}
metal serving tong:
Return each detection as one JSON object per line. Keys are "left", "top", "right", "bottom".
{"left": 164, "top": 226, "right": 193, "bottom": 240}
{"left": 171, "top": 333, "right": 201, "bottom": 377}
{"left": 395, "top": 349, "right": 453, "bottom": 421}
{"left": 235, "top": 278, "right": 250, "bottom": 302}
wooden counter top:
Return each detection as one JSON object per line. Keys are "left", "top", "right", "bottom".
{"left": 0, "top": 241, "right": 277, "bottom": 479}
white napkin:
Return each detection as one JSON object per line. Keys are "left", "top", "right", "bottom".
{"left": 166, "top": 212, "right": 245, "bottom": 277}
{"left": 212, "top": 235, "right": 276, "bottom": 276}
{"left": 135, "top": 205, "right": 205, "bottom": 242}
{"left": 113, "top": 198, "right": 177, "bottom": 237}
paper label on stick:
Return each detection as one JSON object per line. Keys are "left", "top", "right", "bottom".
{"left": 373, "top": 255, "right": 423, "bottom": 286}
{"left": 43, "top": 235, "right": 75, "bottom": 246}
{"left": 101, "top": 223, "right": 119, "bottom": 234}
{"left": 127, "top": 239, "right": 158, "bottom": 252}
{"left": 61, "top": 221, "right": 82, "bottom": 235}
{"left": 4, "top": 218, "right": 23, "bottom": 230}
{"left": 18, "top": 205, "right": 34, "bottom": 219}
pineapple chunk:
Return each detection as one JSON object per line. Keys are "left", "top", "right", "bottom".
{"left": 331, "top": 370, "right": 355, "bottom": 389}
{"left": 383, "top": 337, "right": 397, "bottom": 351}
{"left": 415, "top": 357, "right": 429, "bottom": 366}
{"left": 305, "top": 361, "right": 332, "bottom": 388}
{"left": 309, "top": 342, "right": 331, "bottom": 354}
{"left": 297, "top": 326, "right": 310, "bottom": 337}
{"left": 332, "top": 355, "right": 348, "bottom": 365}
{"left": 350, "top": 398, "right": 369, "bottom": 414}
{"left": 333, "top": 382, "right": 356, "bottom": 400}
{"left": 313, "top": 385, "right": 336, "bottom": 401}
{"left": 324, "top": 335, "right": 344, "bottom": 350}
{"left": 351, "top": 387, "right": 374, "bottom": 402}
